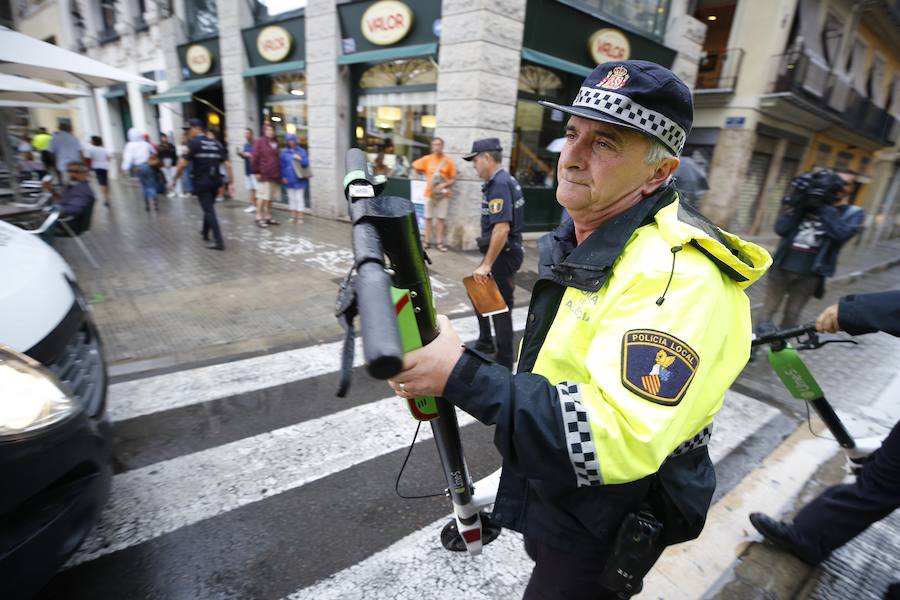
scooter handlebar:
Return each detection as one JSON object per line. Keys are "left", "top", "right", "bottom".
{"left": 751, "top": 323, "right": 817, "bottom": 347}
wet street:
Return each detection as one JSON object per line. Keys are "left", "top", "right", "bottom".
{"left": 30, "top": 181, "right": 900, "bottom": 599}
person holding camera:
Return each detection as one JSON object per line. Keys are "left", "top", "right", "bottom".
{"left": 757, "top": 169, "right": 862, "bottom": 330}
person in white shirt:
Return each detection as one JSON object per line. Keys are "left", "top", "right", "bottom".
{"left": 84, "top": 136, "right": 111, "bottom": 207}
{"left": 121, "top": 127, "right": 158, "bottom": 211}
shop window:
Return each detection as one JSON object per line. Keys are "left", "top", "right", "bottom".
{"left": 510, "top": 64, "right": 572, "bottom": 189}
{"left": 568, "top": 0, "right": 669, "bottom": 38}
{"left": 252, "top": 0, "right": 306, "bottom": 22}
{"left": 359, "top": 59, "right": 437, "bottom": 89}
{"left": 356, "top": 59, "right": 438, "bottom": 176}
{"left": 262, "top": 73, "right": 308, "bottom": 143}
{"left": 186, "top": 0, "right": 218, "bottom": 39}
{"left": 813, "top": 143, "right": 832, "bottom": 169}
{"left": 99, "top": 0, "right": 118, "bottom": 42}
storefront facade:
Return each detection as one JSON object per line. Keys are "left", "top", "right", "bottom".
{"left": 97, "top": 0, "right": 704, "bottom": 245}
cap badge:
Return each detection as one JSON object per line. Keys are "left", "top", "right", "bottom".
{"left": 597, "top": 66, "right": 629, "bottom": 90}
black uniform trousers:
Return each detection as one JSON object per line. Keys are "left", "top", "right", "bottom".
{"left": 196, "top": 186, "right": 224, "bottom": 248}
{"left": 792, "top": 418, "right": 900, "bottom": 564}
{"left": 475, "top": 247, "right": 523, "bottom": 369}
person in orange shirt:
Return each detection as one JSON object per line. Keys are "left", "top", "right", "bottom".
{"left": 412, "top": 137, "right": 457, "bottom": 251}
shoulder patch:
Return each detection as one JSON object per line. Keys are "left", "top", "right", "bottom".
{"left": 620, "top": 329, "right": 699, "bottom": 406}
{"left": 488, "top": 198, "right": 504, "bottom": 214}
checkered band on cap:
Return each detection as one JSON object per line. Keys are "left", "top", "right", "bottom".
{"left": 572, "top": 86, "right": 687, "bottom": 155}
{"left": 669, "top": 424, "right": 713, "bottom": 458}
{"left": 556, "top": 383, "right": 603, "bottom": 487}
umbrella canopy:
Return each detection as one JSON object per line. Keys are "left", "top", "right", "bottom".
{"left": 0, "top": 73, "right": 88, "bottom": 103}
{"left": 0, "top": 26, "right": 155, "bottom": 88}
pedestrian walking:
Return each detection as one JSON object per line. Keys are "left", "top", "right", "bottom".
{"left": 237, "top": 127, "right": 258, "bottom": 214}
{"left": 462, "top": 138, "right": 524, "bottom": 369}
{"left": 750, "top": 289, "right": 900, "bottom": 600}
{"left": 171, "top": 118, "right": 233, "bottom": 251}
{"left": 280, "top": 133, "right": 309, "bottom": 224}
{"left": 121, "top": 127, "right": 159, "bottom": 211}
{"left": 251, "top": 123, "right": 281, "bottom": 228}
{"left": 83, "top": 136, "right": 111, "bottom": 207}
{"left": 157, "top": 133, "right": 178, "bottom": 196}
{"left": 386, "top": 60, "right": 771, "bottom": 599}
{"left": 412, "top": 137, "right": 456, "bottom": 251}
{"left": 177, "top": 133, "right": 193, "bottom": 197}
{"left": 49, "top": 121, "right": 83, "bottom": 183}
{"left": 756, "top": 169, "right": 863, "bottom": 332}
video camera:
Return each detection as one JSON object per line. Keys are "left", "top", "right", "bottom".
{"left": 784, "top": 169, "right": 847, "bottom": 210}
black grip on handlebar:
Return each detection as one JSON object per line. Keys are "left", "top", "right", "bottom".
{"left": 344, "top": 148, "right": 370, "bottom": 186}
{"left": 355, "top": 261, "right": 404, "bottom": 379}
{"left": 751, "top": 322, "right": 817, "bottom": 346}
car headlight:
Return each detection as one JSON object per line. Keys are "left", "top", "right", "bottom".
{"left": 0, "top": 346, "right": 80, "bottom": 437}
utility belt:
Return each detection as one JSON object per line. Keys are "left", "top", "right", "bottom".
{"left": 599, "top": 424, "right": 714, "bottom": 596}
{"left": 476, "top": 234, "right": 523, "bottom": 254}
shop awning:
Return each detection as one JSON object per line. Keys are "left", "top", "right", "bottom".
{"left": 242, "top": 59, "right": 305, "bottom": 78}
{"left": 337, "top": 43, "right": 437, "bottom": 65}
{"left": 149, "top": 76, "right": 221, "bottom": 104}
{"left": 521, "top": 48, "right": 593, "bottom": 78}
{"left": 103, "top": 84, "right": 127, "bottom": 99}
{"left": 140, "top": 83, "right": 156, "bottom": 93}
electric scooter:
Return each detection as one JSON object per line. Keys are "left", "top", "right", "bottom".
{"left": 751, "top": 323, "right": 883, "bottom": 473}
{"left": 334, "top": 148, "right": 501, "bottom": 555}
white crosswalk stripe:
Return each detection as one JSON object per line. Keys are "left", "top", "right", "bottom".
{"left": 71, "top": 396, "right": 477, "bottom": 566}
{"left": 107, "top": 308, "right": 528, "bottom": 423}
{"left": 282, "top": 391, "right": 779, "bottom": 599}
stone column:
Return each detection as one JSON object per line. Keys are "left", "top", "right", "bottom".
{"left": 436, "top": 0, "right": 526, "bottom": 249}
{"left": 702, "top": 128, "right": 757, "bottom": 228}
{"left": 664, "top": 2, "right": 706, "bottom": 89}
{"left": 157, "top": 16, "right": 184, "bottom": 135}
{"left": 305, "top": 0, "right": 351, "bottom": 219}
{"left": 217, "top": 0, "right": 256, "bottom": 196}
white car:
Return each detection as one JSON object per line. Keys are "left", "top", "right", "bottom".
{"left": 0, "top": 218, "right": 111, "bottom": 599}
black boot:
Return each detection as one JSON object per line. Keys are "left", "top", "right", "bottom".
{"left": 749, "top": 513, "right": 819, "bottom": 565}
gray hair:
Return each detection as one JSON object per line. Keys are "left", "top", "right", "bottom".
{"left": 644, "top": 136, "right": 675, "bottom": 166}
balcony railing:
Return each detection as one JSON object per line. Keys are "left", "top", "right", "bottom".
{"left": 696, "top": 48, "right": 744, "bottom": 92}
{"left": 771, "top": 49, "right": 898, "bottom": 145}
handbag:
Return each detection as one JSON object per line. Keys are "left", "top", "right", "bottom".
{"left": 292, "top": 152, "right": 312, "bottom": 179}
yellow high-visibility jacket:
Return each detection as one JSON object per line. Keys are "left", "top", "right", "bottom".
{"left": 444, "top": 184, "right": 771, "bottom": 553}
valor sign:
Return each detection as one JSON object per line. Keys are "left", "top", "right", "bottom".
{"left": 257, "top": 25, "right": 293, "bottom": 63}
{"left": 186, "top": 44, "right": 213, "bottom": 75}
{"left": 588, "top": 28, "right": 631, "bottom": 65}
{"left": 361, "top": 0, "right": 413, "bottom": 46}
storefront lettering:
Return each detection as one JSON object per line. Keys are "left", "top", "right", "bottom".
{"left": 257, "top": 25, "right": 293, "bottom": 63}
{"left": 360, "top": 0, "right": 413, "bottom": 46}
{"left": 588, "top": 28, "right": 631, "bottom": 65}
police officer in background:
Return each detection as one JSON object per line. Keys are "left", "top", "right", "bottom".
{"left": 172, "top": 118, "right": 234, "bottom": 251}
{"left": 387, "top": 61, "right": 771, "bottom": 598}
{"left": 463, "top": 138, "right": 525, "bottom": 369}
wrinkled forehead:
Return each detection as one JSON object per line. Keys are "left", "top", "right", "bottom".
{"left": 565, "top": 115, "right": 647, "bottom": 147}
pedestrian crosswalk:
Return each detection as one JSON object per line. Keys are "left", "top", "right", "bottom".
{"left": 39, "top": 310, "right": 890, "bottom": 600}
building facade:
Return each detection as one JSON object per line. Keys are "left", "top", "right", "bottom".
{"left": 690, "top": 0, "right": 900, "bottom": 240}
{"left": 63, "top": 0, "right": 705, "bottom": 246}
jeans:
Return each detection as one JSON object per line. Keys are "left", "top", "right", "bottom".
{"left": 136, "top": 163, "right": 157, "bottom": 206}
{"left": 757, "top": 266, "right": 821, "bottom": 330}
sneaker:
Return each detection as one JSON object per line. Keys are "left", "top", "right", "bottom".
{"left": 206, "top": 244, "right": 225, "bottom": 251}
{"left": 244, "top": 206, "right": 256, "bottom": 213}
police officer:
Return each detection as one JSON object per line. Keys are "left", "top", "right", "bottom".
{"left": 172, "top": 118, "right": 234, "bottom": 251}
{"left": 388, "top": 61, "right": 771, "bottom": 598}
{"left": 463, "top": 138, "right": 525, "bottom": 369}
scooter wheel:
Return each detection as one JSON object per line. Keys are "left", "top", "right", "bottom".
{"left": 440, "top": 512, "right": 502, "bottom": 552}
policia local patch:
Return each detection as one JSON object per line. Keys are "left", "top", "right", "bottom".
{"left": 621, "top": 329, "right": 699, "bottom": 406}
